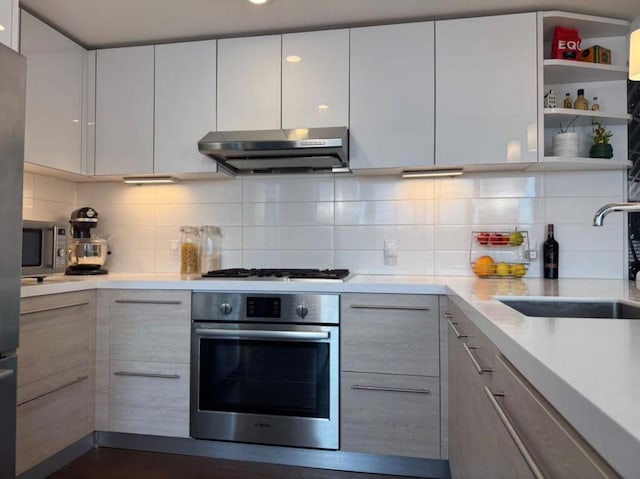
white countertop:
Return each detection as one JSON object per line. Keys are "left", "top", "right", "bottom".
{"left": 20, "top": 273, "right": 640, "bottom": 476}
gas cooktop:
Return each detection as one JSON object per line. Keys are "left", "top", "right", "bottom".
{"left": 201, "top": 268, "right": 350, "bottom": 282}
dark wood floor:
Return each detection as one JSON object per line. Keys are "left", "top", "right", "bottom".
{"left": 47, "top": 448, "right": 424, "bottom": 479}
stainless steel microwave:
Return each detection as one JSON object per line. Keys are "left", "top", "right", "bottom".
{"left": 22, "top": 220, "right": 67, "bottom": 279}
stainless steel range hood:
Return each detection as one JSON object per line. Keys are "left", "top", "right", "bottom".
{"left": 198, "top": 127, "right": 349, "bottom": 175}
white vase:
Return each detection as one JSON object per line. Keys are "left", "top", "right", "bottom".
{"left": 552, "top": 132, "right": 580, "bottom": 157}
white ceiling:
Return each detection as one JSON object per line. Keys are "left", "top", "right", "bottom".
{"left": 19, "top": 0, "right": 640, "bottom": 49}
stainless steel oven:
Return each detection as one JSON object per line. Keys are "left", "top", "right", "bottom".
{"left": 190, "top": 292, "right": 339, "bottom": 450}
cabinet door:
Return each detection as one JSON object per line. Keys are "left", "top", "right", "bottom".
{"left": 341, "top": 371, "right": 440, "bottom": 458}
{"left": 349, "top": 22, "right": 435, "bottom": 170}
{"left": 435, "top": 13, "right": 538, "bottom": 167}
{"left": 217, "top": 35, "right": 281, "bottom": 131}
{"left": 108, "top": 290, "right": 190, "bottom": 364}
{"left": 154, "top": 40, "right": 219, "bottom": 174}
{"left": 18, "top": 291, "right": 94, "bottom": 405}
{"left": 282, "top": 29, "right": 349, "bottom": 129}
{"left": 0, "top": 0, "right": 16, "bottom": 49}
{"left": 341, "top": 293, "right": 439, "bottom": 376}
{"left": 494, "top": 354, "right": 620, "bottom": 478}
{"left": 21, "top": 11, "right": 84, "bottom": 173}
{"left": 95, "top": 45, "right": 154, "bottom": 175}
{"left": 448, "top": 326, "right": 534, "bottom": 479}
{"left": 108, "top": 360, "right": 189, "bottom": 437}
{"left": 16, "top": 376, "right": 90, "bottom": 475}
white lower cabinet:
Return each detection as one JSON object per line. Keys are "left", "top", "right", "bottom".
{"left": 102, "top": 290, "right": 191, "bottom": 438}
{"left": 340, "top": 293, "right": 443, "bottom": 459}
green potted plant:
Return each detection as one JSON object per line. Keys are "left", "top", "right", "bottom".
{"left": 589, "top": 121, "right": 613, "bottom": 159}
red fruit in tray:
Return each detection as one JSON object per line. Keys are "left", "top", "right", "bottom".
{"left": 477, "top": 232, "right": 490, "bottom": 245}
{"left": 489, "top": 233, "right": 509, "bottom": 245}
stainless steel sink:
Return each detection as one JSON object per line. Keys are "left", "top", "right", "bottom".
{"left": 498, "top": 298, "right": 640, "bottom": 319}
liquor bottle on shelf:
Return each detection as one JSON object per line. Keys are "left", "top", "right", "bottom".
{"left": 543, "top": 224, "right": 559, "bottom": 279}
{"left": 563, "top": 92, "right": 573, "bottom": 108}
{"left": 591, "top": 96, "right": 600, "bottom": 111}
{"left": 574, "top": 89, "right": 588, "bottom": 110}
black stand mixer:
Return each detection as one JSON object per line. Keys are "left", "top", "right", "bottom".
{"left": 65, "top": 207, "right": 109, "bottom": 275}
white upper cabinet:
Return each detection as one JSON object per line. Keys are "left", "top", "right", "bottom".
{"left": 21, "top": 11, "right": 84, "bottom": 174}
{"left": 95, "top": 46, "right": 154, "bottom": 176}
{"left": 349, "top": 22, "right": 435, "bottom": 171}
{"left": 0, "top": 0, "right": 17, "bottom": 50}
{"left": 435, "top": 13, "right": 538, "bottom": 168}
{"left": 282, "top": 29, "right": 349, "bottom": 129}
{"left": 154, "top": 40, "right": 219, "bottom": 175}
{"left": 217, "top": 35, "right": 281, "bottom": 131}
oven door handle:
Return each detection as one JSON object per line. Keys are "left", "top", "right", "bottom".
{"left": 195, "top": 328, "right": 330, "bottom": 341}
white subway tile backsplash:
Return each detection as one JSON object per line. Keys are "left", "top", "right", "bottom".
{"left": 77, "top": 181, "right": 156, "bottom": 205}
{"left": 560, "top": 251, "right": 624, "bottom": 278}
{"left": 243, "top": 226, "right": 334, "bottom": 250}
{"left": 243, "top": 174, "right": 334, "bottom": 203}
{"left": 335, "top": 225, "right": 433, "bottom": 250}
{"left": 155, "top": 178, "right": 242, "bottom": 204}
{"left": 436, "top": 172, "right": 543, "bottom": 199}
{"left": 335, "top": 200, "right": 433, "bottom": 225}
{"left": 335, "top": 175, "right": 434, "bottom": 201}
{"left": 243, "top": 250, "right": 335, "bottom": 269}
{"left": 545, "top": 197, "right": 623, "bottom": 225}
{"left": 243, "top": 202, "right": 334, "bottom": 226}
{"left": 23, "top": 170, "right": 628, "bottom": 278}
{"left": 545, "top": 170, "right": 625, "bottom": 197}
{"left": 23, "top": 172, "right": 34, "bottom": 199}
{"left": 334, "top": 250, "right": 433, "bottom": 275}
{"left": 438, "top": 198, "right": 543, "bottom": 225}
{"left": 156, "top": 203, "right": 243, "bottom": 227}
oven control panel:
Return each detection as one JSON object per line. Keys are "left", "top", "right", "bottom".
{"left": 192, "top": 292, "right": 339, "bottom": 325}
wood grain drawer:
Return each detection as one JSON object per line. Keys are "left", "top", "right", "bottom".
{"left": 16, "top": 375, "right": 90, "bottom": 475}
{"left": 445, "top": 298, "right": 497, "bottom": 376}
{"left": 493, "top": 354, "right": 620, "bottom": 478}
{"left": 108, "top": 359, "right": 189, "bottom": 437}
{"left": 108, "top": 290, "right": 190, "bottom": 363}
{"left": 341, "top": 293, "right": 439, "bottom": 376}
{"left": 341, "top": 371, "right": 440, "bottom": 458}
{"left": 18, "top": 290, "right": 95, "bottom": 402}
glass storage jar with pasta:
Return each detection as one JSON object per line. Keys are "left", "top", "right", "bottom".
{"left": 180, "top": 226, "right": 200, "bottom": 277}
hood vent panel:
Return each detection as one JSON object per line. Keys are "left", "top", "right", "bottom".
{"left": 198, "top": 126, "right": 348, "bottom": 175}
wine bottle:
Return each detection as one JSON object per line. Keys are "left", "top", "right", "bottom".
{"left": 543, "top": 224, "right": 559, "bottom": 279}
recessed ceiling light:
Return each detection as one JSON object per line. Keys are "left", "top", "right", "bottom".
{"left": 286, "top": 55, "right": 302, "bottom": 63}
{"left": 249, "top": 0, "right": 269, "bottom": 4}
{"left": 0, "top": 25, "right": 5, "bottom": 31}
{"left": 317, "top": 104, "right": 329, "bottom": 111}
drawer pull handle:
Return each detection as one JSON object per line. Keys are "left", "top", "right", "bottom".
{"left": 0, "top": 369, "right": 14, "bottom": 382}
{"left": 114, "top": 299, "right": 182, "bottom": 305}
{"left": 351, "top": 384, "right": 431, "bottom": 394}
{"left": 462, "top": 342, "right": 492, "bottom": 375}
{"left": 447, "top": 319, "right": 468, "bottom": 339}
{"left": 21, "top": 301, "right": 90, "bottom": 316}
{"left": 18, "top": 375, "right": 88, "bottom": 406}
{"left": 113, "top": 371, "right": 180, "bottom": 379}
{"left": 484, "top": 386, "right": 545, "bottom": 479}
{"left": 349, "top": 304, "right": 430, "bottom": 311}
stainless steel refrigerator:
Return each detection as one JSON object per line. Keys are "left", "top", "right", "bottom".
{"left": 0, "top": 42, "right": 26, "bottom": 478}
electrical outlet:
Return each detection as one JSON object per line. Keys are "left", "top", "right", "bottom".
{"left": 384, "top": 239, "right": 398, "bottom": 266}
{"left": 170, "top": 240, "right": 179, "bottom": 256}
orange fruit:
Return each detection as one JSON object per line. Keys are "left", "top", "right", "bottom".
{"left": 473, "top": 255, "right": 496, "bottom": 277}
